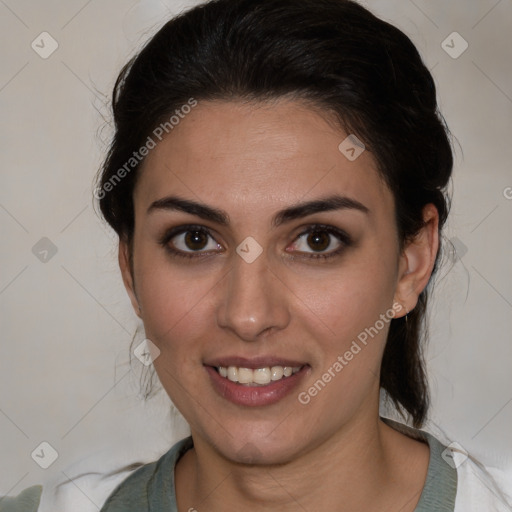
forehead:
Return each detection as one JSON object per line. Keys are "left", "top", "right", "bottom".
{"left": 134, "top": 99, "right": 392, "bottom": 221}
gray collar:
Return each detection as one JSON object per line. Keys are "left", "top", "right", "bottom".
{"left": 101, "top": 418, "right": 457, "bottom": 511}
{"left": 381, "top": 417, "right": 457, "bottom": 511}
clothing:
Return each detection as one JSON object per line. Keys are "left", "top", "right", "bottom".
{"left": 2, "top": 418, "right": 511, "bottom": 511}
{"left": 0, "top": 486, "right": 42, "bottom": 512}
{"left": 99, "top": 418, "right": 459, "bottom": 511}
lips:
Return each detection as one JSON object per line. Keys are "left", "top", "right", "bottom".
{"left": 204, "top": 356, "right": 310, "bottom": 407}
{"left": 216, "top": 365, "right": 302, "bottom": 385}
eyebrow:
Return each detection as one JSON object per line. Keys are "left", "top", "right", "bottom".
{"left": 147, "top": 194, "right": 369, "bottom": 227}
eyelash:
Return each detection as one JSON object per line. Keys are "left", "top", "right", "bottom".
{"left": 158, "top": 224, "right": 352, "bottom": 262}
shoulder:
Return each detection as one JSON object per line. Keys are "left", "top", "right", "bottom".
{"left": 100, "top": 436, "right": 193, "bottom": 512}
{"left": 1, "top": 437, "right": 193, "bottom": 512}
{"left": 37, "top": 468, "right": 138, "bottom": 512}
{"left": 0, "top": 465, "right": 148, "bottom": 512}
{"left": 0, "top": 472, "right": 136, "bottom": 512}
{"left": 0, "top": 485, "right": 42, "bottom": 512}
{"left": 97, "top": 461, "right": 159, "bottom": 511}
{"left": 381, "top": 416, "right": 512, "bottom": 511}
{"left": 1, "top": 453, "right": 154, "bottom": 512}
{"left": 454, "top": 458, "right": 512, "bottom": 512}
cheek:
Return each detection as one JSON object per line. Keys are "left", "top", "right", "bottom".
{"left": 133, "top": 246, "right": 218, "bottom": 348}
{"left": 136, "top": 264, "right": 216, "bottom": 407}
{"left": 289, "top": 271, "right": 395, "bottom": 421}
{"left": 292, "top": 252, "right": 397, "bottom": 343}
{"left": 287, "top": 252, "right": 398, "bottom": 415}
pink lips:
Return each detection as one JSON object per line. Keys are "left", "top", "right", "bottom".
{"left": 204, "top": 360, "right": 310, "bottom": 407}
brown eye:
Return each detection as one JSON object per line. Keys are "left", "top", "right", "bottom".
{"left": 306, "top": 230, "right": 331, "bottom": 252}
{"left": 184, "top": 230, "right": 209, "bottom": 251}
{"left": 288, "top": 224, "right": 351, "bottom": 260}
{"left": 161, "top": 226, "right": 222, "bottom": 257}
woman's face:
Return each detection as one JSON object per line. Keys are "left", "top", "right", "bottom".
{"left": 121, "top": 99, "right": 422, "bottom": 464}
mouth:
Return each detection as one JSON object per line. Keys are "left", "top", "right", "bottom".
{"left": 215, "top": 365, "right": 303, "bottom": 386}
{"left": 204, "top": 358, "right": 310, "bottom": 407}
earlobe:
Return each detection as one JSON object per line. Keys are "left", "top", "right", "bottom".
{"left": 118, "top": 239, "right": 142, "bottom": 318}
{"left": 394, "top": 204, "right": 439, "bottom": 317}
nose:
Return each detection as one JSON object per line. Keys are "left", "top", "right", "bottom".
{"left": 216, "top": 248, "right": 290, "bottom": 341}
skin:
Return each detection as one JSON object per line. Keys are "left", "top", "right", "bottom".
{"left": 119, "top": 99, "right": 439, "bottom": 511}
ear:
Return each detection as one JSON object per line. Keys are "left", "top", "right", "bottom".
{"left": 119, "top": 239, "right": 142, "bottom": 318}
{"left": 394, "top": 204, "right": 439, "bottom": 318}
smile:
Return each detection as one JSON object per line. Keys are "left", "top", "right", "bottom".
{"left": 216, "top": 365, "right": 303, "bottom": 386}
{"left": 205, "top": 360, "right": 310, "bottom": 406}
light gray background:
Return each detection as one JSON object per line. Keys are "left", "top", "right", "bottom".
{"left": 1, "top": 0, "right": 511, "bottom": 497}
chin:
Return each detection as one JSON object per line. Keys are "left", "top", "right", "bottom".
{"left": 207, "top": 424, "right": 308, "bottom": 466}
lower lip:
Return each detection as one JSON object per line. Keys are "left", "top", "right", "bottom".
{"left": 205, "top": 365, "right": 309, "bottom": 407}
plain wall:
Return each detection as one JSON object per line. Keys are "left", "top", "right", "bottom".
{"left": 1, "top": 0, "right": 511, "bottom": 495}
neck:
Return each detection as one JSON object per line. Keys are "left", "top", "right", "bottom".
{"left": 175, "top": 411, "right": 429, "bottom": 512}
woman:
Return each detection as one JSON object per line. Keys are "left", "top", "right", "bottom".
{"left": 2, "top": 0, "right": 510, "bottom": 510}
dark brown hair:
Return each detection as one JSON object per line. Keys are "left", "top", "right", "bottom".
{"left": 97, "top": 0, "right": 453, "bottom": 427}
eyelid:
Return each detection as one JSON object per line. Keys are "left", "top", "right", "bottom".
{"left": 286, "top": 224, "right": 352, "bottom": 258}
{"left": 293, "top": 223, "right": 351, "bottom": 245}
{"left": 159, "top": 223, "right": 352, "bottom": 260}
{"left": 158, "top": 224, "right": 223, "bottom": 257}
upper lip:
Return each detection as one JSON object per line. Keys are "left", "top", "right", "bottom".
{"left": 204, "top": 356, "right": 308, "bottom": 369}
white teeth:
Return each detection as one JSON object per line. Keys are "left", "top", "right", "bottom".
{"left": 217, "top": 365, "right": 302, "bottom": 385}
{"left": 237, "top": 367, "right": 253, "bottom": 384}
{"left": 227, "top": 366, "right": 238, "bottom": 382}
{"left": 271, "top": 366, "right": 284, "bottom": 380}
{"left": 253, "top": 367, "right": 271, "bottom": 385}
